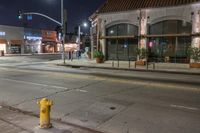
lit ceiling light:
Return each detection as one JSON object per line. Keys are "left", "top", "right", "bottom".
{"left": 110, "top": 30, "right": 114, "bottom": 34}
{"left": 83, "top": 22, "right": 88, "bottom": 27}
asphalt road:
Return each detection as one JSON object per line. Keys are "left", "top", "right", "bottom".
{"left": 0, "top": 55, "right": 199, "bottom": 133}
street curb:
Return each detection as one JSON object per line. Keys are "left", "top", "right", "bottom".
{"left": 57, "top": 64, "right": 200, "bottom": 76}
{"left": 2, "top": 65, "right": 200, "bottom": 86}
{"left": 2, "top": 53, "right": 61, "bottom": 57}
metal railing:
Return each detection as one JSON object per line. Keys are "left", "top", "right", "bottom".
{"left": 111, "top": 56, "right": 137, "bottom": 69}
{"left": 110, "top": 57, "right": 189, "bottom": 70}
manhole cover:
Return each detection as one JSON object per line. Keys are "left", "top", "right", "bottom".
{"left": 110, "top": 107, "right": 116, "bottom": 110}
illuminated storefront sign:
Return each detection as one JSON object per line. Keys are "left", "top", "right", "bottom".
{"left": 24, "top": 36, "right": 42, "bottom": 40}
{"left": 0, "top": 31, "right": 6, "bottom": 36}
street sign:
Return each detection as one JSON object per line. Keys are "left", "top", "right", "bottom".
{"left": 27, "top": 15, "right": 32, "bottom": 21}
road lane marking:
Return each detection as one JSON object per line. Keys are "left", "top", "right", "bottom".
{"left": 1, "top": 78, "right": 69, "bottom": 90}
{"left": 1, "top": 67, "right": 200, "bottom": 92}
{"left": 170, "top": 104, "right": 199, "bottom": 111}
{"left": 76, "top": 89, "right": 88, "bottom": 93}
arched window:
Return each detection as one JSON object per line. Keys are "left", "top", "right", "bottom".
{"left": 149, "top": 20, "right": 192, "bottom": 35}
{"left": 106, "top": 23, "right": 138, "bottom": 36}
{"left": 105, "top": 24, "right": 138, "bottom": 60}
{"left": 147, "top": 20, "right": 192, "bottom": 63}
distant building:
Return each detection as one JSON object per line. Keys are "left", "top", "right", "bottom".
{"left": 24, "top": 28, "right": 42, "bottom": 53}
{"left": 90, "top": 0, "right": 200, "bottom": 63}
{"left": 0, "top": 25, "right": 58, "bottom": 54}
{"left": 41, "top": 30, "right": 58, "bottom": 53}
{"left": 65, "top": 33, "right": 91, "bottom": 52}
{"left": 0, "top": 25, "right": 24, "bottom": 54}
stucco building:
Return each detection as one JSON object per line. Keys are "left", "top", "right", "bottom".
{"left": 0, "top": 25, "right": 58, "bottom": 55}
{"left": 90, "top": 0, "right": 200, "bottom": 63}
{"left": 0, "top": 25, "right": 24, "bottom": 54}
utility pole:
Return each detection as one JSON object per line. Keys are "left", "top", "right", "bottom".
{"left": 61, "top": 0, "right": 66, "bottom": 64}
{"left": 18, "top": 1, "right": 66, "bottom": 63}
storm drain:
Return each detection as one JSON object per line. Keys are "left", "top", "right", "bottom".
{"left": 110, "top": 107, "right": 116, "bottom": 110}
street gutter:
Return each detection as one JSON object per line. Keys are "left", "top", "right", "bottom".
{"left": 57, "top": 63, "right": 200, "bottom": 76}
{"left": 1, "top": 65, "right": 200, "bottom": 87}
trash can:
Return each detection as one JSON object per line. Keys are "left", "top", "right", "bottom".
{"left": 0, "top": 50, "right": 4, "bottom": 56}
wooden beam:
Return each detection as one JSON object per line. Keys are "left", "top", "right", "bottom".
{"left": 99, "top": 35, "right": 136, "bottom": 39}
{"left": 145, "top": 34, "right": 191, "bottom": 37}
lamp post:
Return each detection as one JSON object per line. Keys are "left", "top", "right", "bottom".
{"left": 61, "top": 0, "right": 65, "bottom": 64}
{"left": 77, "top": 22, "right": 88, "bottom": 52}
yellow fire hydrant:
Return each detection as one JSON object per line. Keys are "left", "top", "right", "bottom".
{"left": 37, "top": 98, "right": 53, "bottom": 128}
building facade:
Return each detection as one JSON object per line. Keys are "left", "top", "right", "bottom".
{"left": 90, "top": 0, "right": 200, "bottom": 63}
{"left": 41, "top": 30, "right": 58, "bottom": 53}
{"left": 0, "top": 25, "right": 24, "bottom": 54}
{"left": 0, "top": 25, "right": 58, "bottom": 55}
{"left": 24, "top": 28, "right": 42, "bottom": 53}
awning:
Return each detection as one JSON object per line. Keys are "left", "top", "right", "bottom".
{"left": 100, "top": 35, "right": 136, "bottom": 39}
{"left": 145, "top": 34, "right": 191, "bottom": 38}
{"left": 0, "top": 39, "right": 7, "bottom": 44}
{"left": 99, "top": 33, "right": 198, "bottom": 39}
{"left": 191, "top": 33, "right": 200, "bottom": 37}
{"left": 42, "top": 39, "right": 57, "bottom": 45}
{"left": 10, "top": 40, "right": 23, "bottom": 45}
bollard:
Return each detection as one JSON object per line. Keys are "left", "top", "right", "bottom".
{"left": 37, "top": 98, "right": 53, "bottom": 128}
{"left": 135, "top": 61, "right": 136, "bottom": 68}
{"left": 117, "top": 58, "right": 119, "bottom": 68}
{"left": 146, "top": 62, "right": 148, "bottom": 70}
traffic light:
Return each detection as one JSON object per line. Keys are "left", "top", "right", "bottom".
{"left": 17, "top": 10, "right": 23, "bottom": 20}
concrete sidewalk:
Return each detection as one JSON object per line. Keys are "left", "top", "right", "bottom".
{"left": 50, "top": 58, "right": 200, "bottom": 75}
{"left": 0, "top": 105, "right": 103, "bottom": 133}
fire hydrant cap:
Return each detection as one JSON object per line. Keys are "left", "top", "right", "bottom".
{"left": 38, "top": 98, "right": 53, "bottom": 106}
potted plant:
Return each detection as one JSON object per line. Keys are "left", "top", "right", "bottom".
{"left": 87, "top": 51, "right": 91, "bottom": 59}
{"left": 135, "top": 48, "right": 147, "bottom": 65}
{"left": 94, "top": 51, "right": 104, "bottom": 63}
{"left": 187, "top": 47, "right": 200, "bottom": 68}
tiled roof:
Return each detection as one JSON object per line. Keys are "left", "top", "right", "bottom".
{"left": 98, "top": 0, "right": 200, "bottom": 13}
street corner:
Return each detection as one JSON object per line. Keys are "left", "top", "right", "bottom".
{"left": 0, "top": 105, "right": 103, "bottom": 133}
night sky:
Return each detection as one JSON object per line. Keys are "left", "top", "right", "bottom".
{"left": 0, "top": 0, "right": 106, "bottom": 33}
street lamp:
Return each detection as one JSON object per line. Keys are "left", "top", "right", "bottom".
{"left": 77, "top": 22, "right": 88, "bottom": 52}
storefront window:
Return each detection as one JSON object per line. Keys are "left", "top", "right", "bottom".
{"left": 177, "top": 37, "right": 191, "bottom": 57}
{"left": 163, "top": 20, "right": 178, "bottom": 34}
{"left": 10, "top": 44, "right": 21, "bottom": 54}
{"left": 178, "top": 21, "right": 192, "bottom": 34}
{"left": 107, "top": 26, "right": 117, "bottom": 36}
{"left": 149, "top": 20, "right": 191, "bottom": 35}
{"left": 106, "top": 24, "right": 138, "bottom": 60}
{"left": 106, "top": 24, "right": 138, "bottom": 36}
{"left": 107, "top": 39, "right": 117, "bottom": 59}
{"left": 148, "top": 20, "right": 192, "bottom": 63}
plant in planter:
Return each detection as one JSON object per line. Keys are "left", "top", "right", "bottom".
{"left": 136, "top": 48, "right": 147, "bottom": 65}
{"left": 187, "top": 47, "right": 200, "bottom": 68}
{"left": 87, "top": 51, "right": 91, "bottom": 59}
{"left": 94, "top": 51, "right": 104, "bottom": 63}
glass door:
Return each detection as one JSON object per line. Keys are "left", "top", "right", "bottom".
{"left": 117, "top": 39, "right": 128, "bottom": 60}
